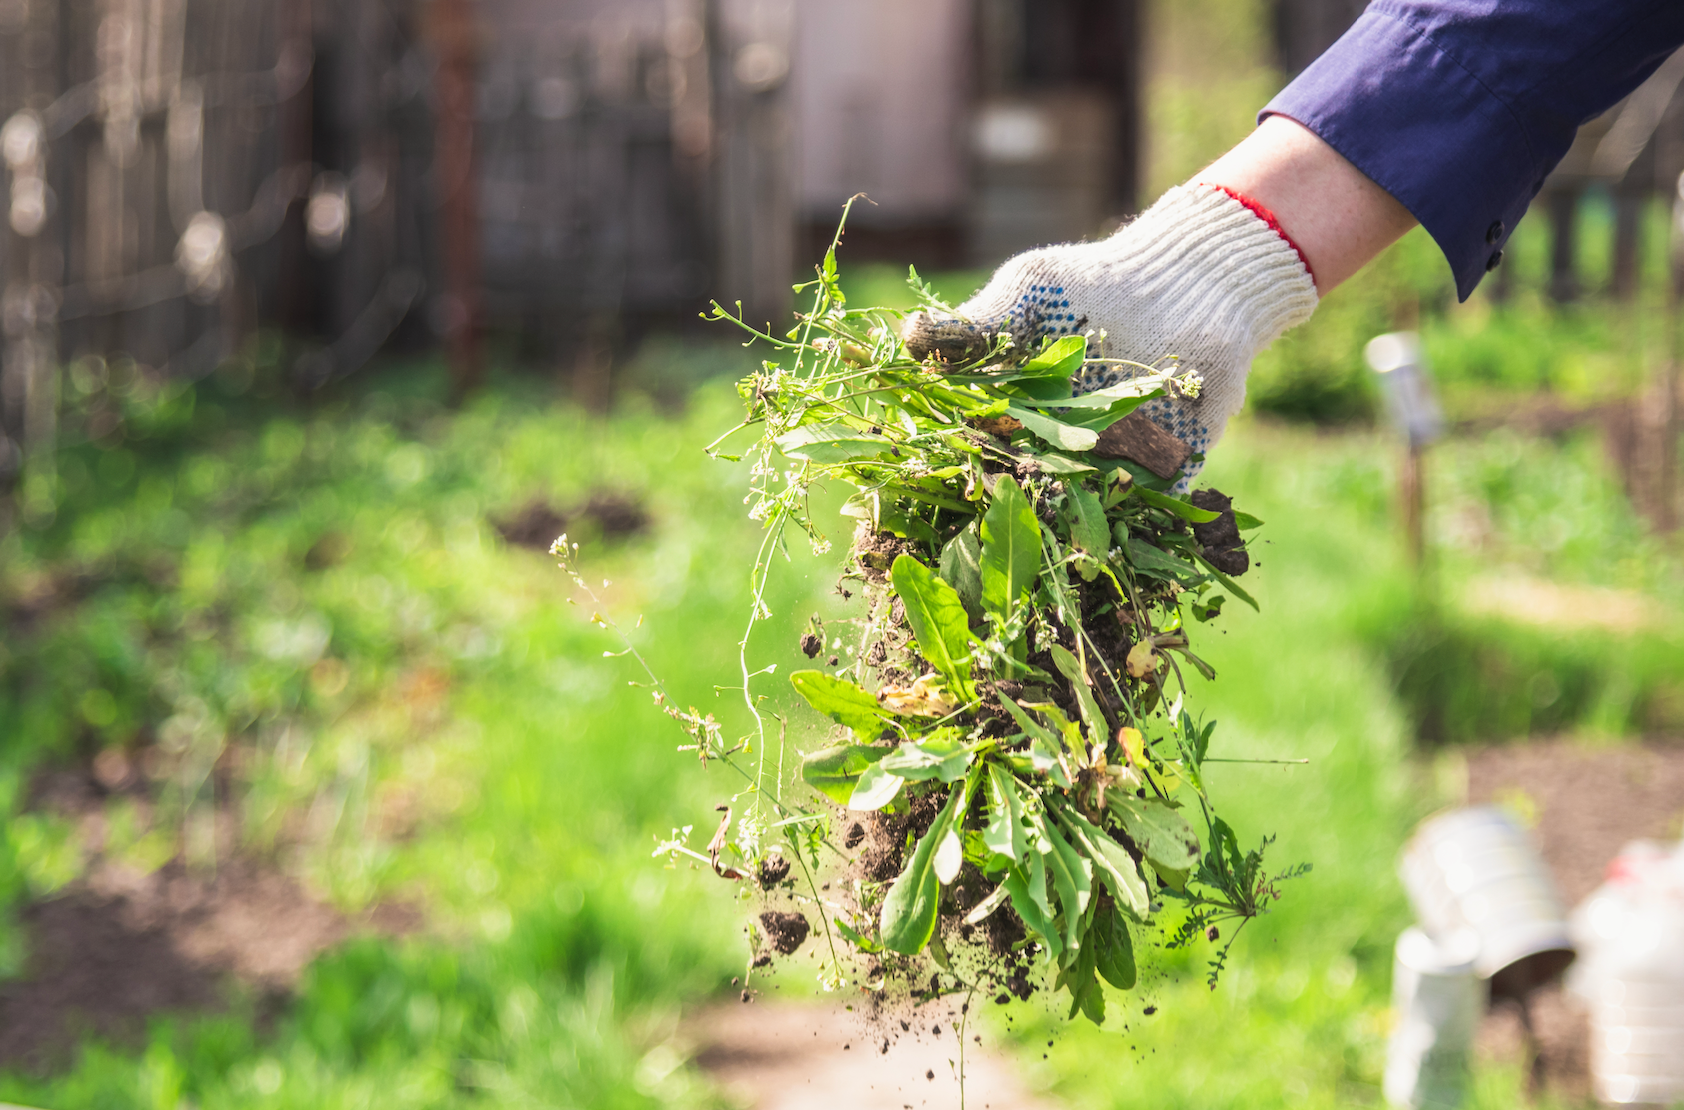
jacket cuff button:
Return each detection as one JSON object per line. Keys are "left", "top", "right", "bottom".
{"left": 1486, "top": 220, "right": 1505, "bottom": 245}
{"left": 1485, "top": 248, "right": 1504, "bottom": 272}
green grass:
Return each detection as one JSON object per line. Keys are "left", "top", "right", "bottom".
{"left": 0, "top": 356, "right": 837, "bottom": 1108}
{"left": 3, "top": 343, "right": 1679, "bottom": 1108}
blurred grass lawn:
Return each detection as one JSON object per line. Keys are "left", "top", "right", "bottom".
{"left": 3, "top": 330, "right": 1680, "bottom": 1108}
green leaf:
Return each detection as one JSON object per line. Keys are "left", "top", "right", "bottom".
{"left": 933, "top": 827, "right": 964, "bottom": 884}
{"left": 891, "top": 555, "right": 976, "bottom": 696}
{"left": 1056, "top": 805, "right": 1151, "bottom": 920}
{"left": 876, "top": 505, "right": 939, "bottom": 545}
{"left": 1037, "top": 817, "right": 1093, "bottom": 955}
{"left": 1091, "top": 899, "right": 1137, "bottom": 990}
{"left": 1149, "top": 859, "right": 1191, "bottom": 892}
{"left": 1020, "top": 335, "right": 1086, "bottom": 378}
{"left": 790, "top": 671, "right": 888, "bottom": 734}
{"left": 878, "top": 736, "right": 971, "bottom": 783}
{"left": 1057, "top": 907, "right": 1106, "bottom": 1024}
{"left": 880, "top": 786, "right": 961, "bottom": 954}
{"left": 1108, "top": 795, "right": 1201, "bottom": 873}
{"left": 1049, "top": 644, "right": 1107, "bottom": 742}
{"left": 938, "top": 524, "right": 984, "bottom": 618}
{"left": 983, "top": 764, "right": 1028, "bottom": 861}
{"left": 1123, "top": 536, "right": 1202, "bottom": 583}
{"left": 1188, "top": 548, "right": 1260, "bottom": 611}
{"left": 1024, "top": 452, "right": 1097, "bottom": 476}
{"left": 998, "top": 694, "right": 1056, "bottom": 744}
{"left": 980, "top": 475, "right": 1041, "bottom": 623}
{"left": 1232, "top": 510, "right": 1265, "bottom": 531}
{"left": 1013, "top": 380, "right": 1159, "bottom": 410}
{"left": 1067, "top": 482, "right": 1110, "bottom": 559}
{"left": 848, "top": 762, "right": 905, "bottom": 811}
{"left": 774, "top": 425, "right": 894, "bottom": 465}
{"left": 834, "top": 917, "right": 882, "bottom": 954}
{"left": 800, "top": 744, "right": 889, "bottom": 805}
{"left": 1003, "top": 860, "right": 1061, "bottom": 960}
{"left": 1133, "top": 486, "right": 1221, "bottom": 522}
{"left": 1005, "top": 405, "right": 1099, "bottom": 452}
{"left": 999, "top": 699, "right": 1073, "bottom": 788}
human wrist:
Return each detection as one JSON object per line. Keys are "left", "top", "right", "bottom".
{"left": 1195, "top": 115, "right": 1416, "bottom": 292}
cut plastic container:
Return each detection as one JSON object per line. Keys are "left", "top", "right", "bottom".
{"left": 1385, "top": 926, "right": 1482, "bottom": 1109}
{"left": 1567, "top": 840, "right": 1684, "bottom": 1106}
{"left": 1400, "top": 806, "right": 1575, "bottom": 995}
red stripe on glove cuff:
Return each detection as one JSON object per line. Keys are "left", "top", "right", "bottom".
{"left": 1211, "top": 185, "right": 1317, "bottom": 289}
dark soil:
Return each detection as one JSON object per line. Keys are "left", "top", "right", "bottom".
{"left": 494, "top": 493, "right": 649, "bottom": 551}
{"left": 759, "top": 911, "right": 811, "bottom": 955}
{"left": 849, "top": 524, "right": 917, "bottom": 582}
{"left": 1, "top": 760, "right": 420, "bottom": 1072}
{"left": 1189, "top": 489, "right": 1248, "bottom": 576}
{"left": 757, "top": 856, "right": 792, "bottom": 888}
{"left": 856, "top": 790, "right": 943, "bottom": 885}
{"left": 1464, "top": 738, "right": 1684, "bottom": 905}
{"left": 0, "top": 858, "right": 393, "bottom": 1070}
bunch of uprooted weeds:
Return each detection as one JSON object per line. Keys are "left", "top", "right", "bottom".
{"left": 613, "top": 217, "right": 1308, "bottom": 1023}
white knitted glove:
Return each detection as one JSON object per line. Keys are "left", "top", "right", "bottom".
{"left": 904, "top": 183, "right": 1319, "bottom": 485}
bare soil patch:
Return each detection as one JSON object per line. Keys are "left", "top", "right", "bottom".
{"left": 690, "top": 1000, "right": 1054, "bottom": 1110}
{"left": 1463, "top": 737, "right": 1684, "bottom": 905}
{"left": 493, "top": 493, "right": 649, "bottom": 550}
{"left": 1, "top": 764, "right": 418, "bottom": 1071}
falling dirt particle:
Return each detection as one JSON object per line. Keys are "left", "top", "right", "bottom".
{"left": 881, "top": 1038, "right": 890, "bottom": 1054}
{"left": 1144, "top": 1005, "right": 1157, "bottom": 1015}
{"left": 740, "top": 991, "right": 751, "bottom": 1003}
{"left": 752, "top": 954, "right": 772, "bottom": 968}
{"left": 931, "top": 1025, "right": 941, "bottom": 1035}
{"left": 995, "top": 993, "right": 1010, "bottom": 1004}
{"left": 758, "top": 911, "right": 810, "bottom": 955}
{"left": 926, "top": 1070, "right": 935, "bottom": 1081}
{"left": 756, "top": 856, "right": 791, "bottom": 888}
{"left": 843, "top": 822, "right": 866, "bottom": 849}
{"left": 800, "top": 633, "right": 822, "bottom": 658}
{"left": 900, "top": 1020, "right": 910, "bottom": 1031}
{"left": 843, "top": 1044, "right": 850, "bottom": 1051}
{"left": 828, "top": 655, "right": 839, "bottom": 666}
{"left": 1206, "top": 925, "right": 1220, "bottom": 942}
{"left": 731, "top": 977, "right": 739, "bottom": 986}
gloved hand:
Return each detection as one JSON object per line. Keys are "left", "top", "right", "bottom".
{"left": 903, "top": 183, "right": 1319, "bottom": 485}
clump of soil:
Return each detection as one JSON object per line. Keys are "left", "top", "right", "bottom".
{"left": 856, "top": 791, "right": 943, "bottom": 884}
{"left": 759, "top": 911, "right": 811, "bottom": 955}
{"left": 1189, "top": 489, "right": 1247, "bottom": 576}
{"left": 757, "top": 856, "right": 791, "bottom": 888}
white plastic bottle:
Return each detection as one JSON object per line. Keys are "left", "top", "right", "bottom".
{"left": 1567, "top": 840, "right": 1684, "bottom": 1106}
{"left": 1385, "top": 926, "right": 1482, "bottom": 1109}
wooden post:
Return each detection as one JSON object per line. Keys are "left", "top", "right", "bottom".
{"left": 1401, "top": 442, "right": 1426, "bottom": 567}
{"left": 1547, "top": 186, "right": 1580, "bottom": 303}
{"left": 430, "top": 0, "right": 483, "bottom": 398}
{"left": 1611, "top": 189, "right": 1643, "bottom": 301}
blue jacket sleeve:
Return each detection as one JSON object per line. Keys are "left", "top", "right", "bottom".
{"left": 1263, "top": 1, "right": 1684, "bottom": 300}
